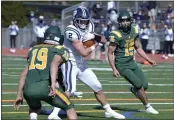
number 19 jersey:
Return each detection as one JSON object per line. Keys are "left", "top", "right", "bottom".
{"left": 109, "top": 25, "right": 139, "bottom": 66}
{"left": 26, "top": 44, "right": 69, "bottom": 84}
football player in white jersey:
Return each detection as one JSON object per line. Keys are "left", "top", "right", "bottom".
{"left": 48, "top": 6, "right": 125, "bottom": 119}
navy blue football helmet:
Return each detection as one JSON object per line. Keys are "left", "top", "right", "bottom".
{"left": 73, "top": 7, "right": 91, "bottom": 30}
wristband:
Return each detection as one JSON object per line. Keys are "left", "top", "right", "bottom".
{"left": 90, "top": 46, "right": 95, "bottom": 51}
{"left": 94, "top": 34, "right": 102, "bottom": 43}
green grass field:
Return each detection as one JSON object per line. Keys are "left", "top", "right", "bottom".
{"left": 2, "top": 56, "right": 174, "bottom": 120}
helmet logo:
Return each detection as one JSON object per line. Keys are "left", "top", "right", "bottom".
{"left": 122, "top": 16, "right": 128, "bottom": 19}
{"left": 54, "top": 36, "right": 60, "bottom": 41}
{"left": 81, "top": 7, "right": 86, "bottom": 18}
{"left": 73, "top": 10, "right": 77, "bottom": 18}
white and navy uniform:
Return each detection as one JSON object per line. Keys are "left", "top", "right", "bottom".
{"left": 61, "top": 22, "right": 102, "bottom": 94}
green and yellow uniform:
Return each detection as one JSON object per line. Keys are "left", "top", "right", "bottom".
{"left": 23, "top": 44, "right": 73, "bottom": 110}
{"left": 109, "top": 25, "right": 148, "bottom": 90}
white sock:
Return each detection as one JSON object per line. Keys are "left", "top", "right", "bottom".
{"left": 145, "top": 103, "right": 151, "bottom": 108}
{"left": 30, "top": 112, "right": 37, "bottom": 120}
{"left": 51, "top": 107, "right": 61, "bottom": 115}
{"left": 103, "top": 104, "right": 112, "bottom": 112}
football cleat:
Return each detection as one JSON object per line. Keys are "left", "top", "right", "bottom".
{"left": 129, "top": 87, "right": 139, "bottom": 98}
{"left": 72, "top": 91, "right": 83, "bottom": 98}
{"left": 146, "top": 106, "right": 159, "bottom": 114}
{"left": 48, "top": 113, "right": 62, "bottom": 120}
{"left": 105, "top": 110, "right": 125, "bottom": 119}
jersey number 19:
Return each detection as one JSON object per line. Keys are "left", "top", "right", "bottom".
{"left": 29, "top": 48, "right": 48, "bottom": 70}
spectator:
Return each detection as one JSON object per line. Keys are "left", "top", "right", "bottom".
{"left": 156, "top": 10, "right": 162, "bottom": 22}
{"left": 127, "top": 8, "right": 133, "bottom": 17}
{"left": 34, "top": 16, "right": 48, "bottom": 45}
{"left": 8, "top": 21, "right": 19, "bottom": 53}
{"left": 107, "top": 1, "right": 116, "bottom": 11}
{"left": 108, "top": 8, "right": 118, "bottom": 24}
{"left": 92, "top": 2, "right": 103, "bottom": 20}
{"left": 167, "top": 4, "right": 172, "bottom": 16}
{"left": 165, "top": 15, "right": 172, "bottom": 26}
{"left": 29, "top": 11, "right": 35, "bottom": 23}
{"left": 140, "top": 23, "right": 150, "bottom": 53}
{"left": 147, "top": 1, "right": 157, "bottom": 21}
{"left": 162, "top": 24, "right": 174, "bottom": 59}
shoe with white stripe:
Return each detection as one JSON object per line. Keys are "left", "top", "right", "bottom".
{"left": 105, "top": 110, "right": 125, "bottom": 119}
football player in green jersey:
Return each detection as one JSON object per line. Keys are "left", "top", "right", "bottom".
{"left": 14, "top": 26, "right": 77, "bottom": 120}
{"left": 108, "top": 11, "right": 159, "bottom": 114}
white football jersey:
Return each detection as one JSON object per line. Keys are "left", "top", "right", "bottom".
{"left": 64, "top": 22, "right": 95, "bottom": 63}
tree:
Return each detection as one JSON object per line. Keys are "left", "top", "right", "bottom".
{"left": 2, "top": 1, "right": 28, "bottom": 28}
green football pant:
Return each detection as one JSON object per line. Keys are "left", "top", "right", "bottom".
{"left": 117, "top": 63, "right": 148, "bottom": 90}
{"left": 23, "top": 81, "right": 73, "bottom": 111}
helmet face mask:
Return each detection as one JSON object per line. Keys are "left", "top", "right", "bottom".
{"left": 118, "top": 11, "right": 132, "bottom": 33}
{"left": 73, "top": 7, "right": 90, "bottom": 30}
{"left": 75, "top": 19, "right": 89, "bottom": 29}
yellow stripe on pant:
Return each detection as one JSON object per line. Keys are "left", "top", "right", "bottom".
{"left": 56, "top": 89, "right": 71, "bottom": 105}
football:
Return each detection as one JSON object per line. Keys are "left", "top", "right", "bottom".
{"left": 83, "top": 39, "right": 95, "bottom": 48}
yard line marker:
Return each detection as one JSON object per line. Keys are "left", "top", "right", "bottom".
{"left": 2, "top": 103, "right": 174, "bottom": 107}
{"left": 2, "top": 67, "right": 174, "bottom": 72}
{"left": 2, "top": 98, "right": 174, "bottom": 102}
{"left": 2, "top": 109, "right": 174, "bottom": 114}
{"left": 2, "top": 83, "right": 174, "bottom": 86}
{"left": 2, "top": 91, "right": 174, "bottom": 95}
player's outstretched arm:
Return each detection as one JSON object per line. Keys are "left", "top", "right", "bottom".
{"left": 14, "top": 64, "right": 28, "bottom": 110}
{"left": 135, "top": 38, "right": 156, "bottom": 66}
{"left": 108, "top": 42, "right": 120, "bottom": 78}
{"left": 72, "top": 40, "right": 98, "bottom": 57}
{"left": 93, "top": 33, "right": 107, "bottom": 44}
{"left": 50, "top": 55, "right": 63, "bottom": 96}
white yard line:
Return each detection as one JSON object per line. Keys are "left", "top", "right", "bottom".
{"left": 2, "top": 67, "right": 173, "bottom": 72}
{"left": 2, "top": 103, "right": 174, "bottom": 107}
{"left": 2, "top": 83, "right": 174, "bottom": 86}
{"left": 2, "top": 91, "right": 173, "bottom": 95}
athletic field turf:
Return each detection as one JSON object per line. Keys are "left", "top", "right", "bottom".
{"left": 2, "top": 56, "right": 174, "bottom": 119}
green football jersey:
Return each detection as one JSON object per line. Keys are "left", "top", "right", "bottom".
{"left": 25, "top": 44, "right": 69, "bottom": 84}
{"left": 109, "top": 25, "right": 139, "bottom": 66}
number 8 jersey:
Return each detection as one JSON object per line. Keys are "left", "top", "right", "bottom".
{"left": 109, "top": 25, "right": 139, "bottom": 66}
{"left": 26, "top": 44, "right": 70, "bottom": 84}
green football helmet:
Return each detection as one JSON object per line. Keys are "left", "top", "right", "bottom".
{"left": 44, "top": 26, "right": 64, "bottom": 45}
{"left": 117, "top": 11, "right": 132, "bottom": 33}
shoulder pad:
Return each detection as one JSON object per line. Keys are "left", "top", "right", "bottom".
{"left": 109, "top": 30, "right": 122, "bottom": 44}
{"left": 88, "top": 21, "right": 95, "bottom": 33}
{"left": 65, "top": 25, "right": 81, "bottom": 41}
{"left": 55, "top": 45, "right": 64, "bottom": 50}
{"left": 55, "top": 45, "right": 70, "bottom": 62}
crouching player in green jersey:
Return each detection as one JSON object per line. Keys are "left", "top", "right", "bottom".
{"left": 14, "top": 26, "right": 78, "bottom": 120}
{"left": 108, "top": 11, "right": 159, "bottom": 114}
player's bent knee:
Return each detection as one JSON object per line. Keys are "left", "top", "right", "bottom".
{"left": 143, "top": 83, "right": 148, "bottom": 91}
{"left": 93, "top": 83, "right": 102, "bottom": 92}
{"left": 134, "top": 82, "right": 143, "bottom": 90}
